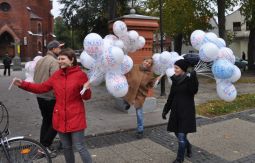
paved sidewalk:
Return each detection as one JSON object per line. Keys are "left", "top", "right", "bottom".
{"left": 1, "top": 69, "right": 255, "bottom": 162}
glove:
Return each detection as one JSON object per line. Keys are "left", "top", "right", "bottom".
{"left": 162, "top": 112, "right": 167, "bottom": 120}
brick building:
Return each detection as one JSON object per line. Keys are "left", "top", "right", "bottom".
{"left": 0, "top": 0, "right": 54, "bottom": 61}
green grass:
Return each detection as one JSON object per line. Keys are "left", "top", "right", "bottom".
{"left": 236, "top": 77, "right": 255, "bottom": 83}
{"left": 199, "top": 76, "right": 255, "bottom": 84}
{"left": 196, "top": 93, "right": 255, "bottom": 117}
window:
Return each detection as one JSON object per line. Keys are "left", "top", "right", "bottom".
{"left": 0, "top": 2, "right": 11, "bottom": 12}
{"left": 37, "top": 23, "right": 42, "bottom": 34}
{"left": 233, "top": 22, "right": 241, "bottom": 31}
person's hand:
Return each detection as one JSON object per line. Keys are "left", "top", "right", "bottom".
{"left": 83, "top": 81, "right": 90, "bottom": 89}
{"left": 80, "top": 81, "right": 90, "bottom": 95}
{"left": 13, "top": 78, "right": 22, "bottom": 86}
{"left": 156, "top": 76, "right": 162, "bottom": 81}
{"left": 162, "top": 112, "right": 167, "bottom": 120}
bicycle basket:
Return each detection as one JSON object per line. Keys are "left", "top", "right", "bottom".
{"left": 0, "top": 101, "right": 9, "bottom": 136}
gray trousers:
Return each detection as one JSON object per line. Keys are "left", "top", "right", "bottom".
{"left": 58, "top": 130, "right": 92, "bottom": 163}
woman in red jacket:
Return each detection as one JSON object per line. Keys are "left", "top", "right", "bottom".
{"left": 13, "top": 48, "right": 92, "bottom": 163}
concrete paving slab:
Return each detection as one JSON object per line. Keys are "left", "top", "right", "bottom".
{"left": 90, "top": 139, "right": 190, "bottom": 163}
{"left": 189, "top": 118, "right": 255, "bottom": 161}
{"left": 250, "top": 113, "right": 255, "bottom": 117}
{"left": 52, "top": 139, "right": 190, "bottom": 163}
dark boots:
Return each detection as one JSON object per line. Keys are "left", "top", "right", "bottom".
{"left": 186, "top": 143, "right": 192, "bottom": 158}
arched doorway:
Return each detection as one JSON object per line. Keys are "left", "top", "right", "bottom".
{"left": 0, "top": 31, "right": 14, "bottom": 59}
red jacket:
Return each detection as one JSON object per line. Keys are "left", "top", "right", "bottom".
{"left": 20, "top": 66, "right": 91, "bottom": 133}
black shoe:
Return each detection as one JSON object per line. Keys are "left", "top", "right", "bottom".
{"left": 172, "top": 159, "right": 183, "bottom": 163}
{"left": 136, "top": 131, "right": 144, "bottom": 139}
{"left": 123, "top": 101, "right": 130, "bottom": 110}
{"left": 46, "top": 147, "right": 57, "bottom": 158}
{"left": 186, "top": 144, "right": 192, "bottom": 158}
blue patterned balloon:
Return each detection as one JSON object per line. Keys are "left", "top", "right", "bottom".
{"left": 212, "top": 59, "right": 235, "bottom": 79}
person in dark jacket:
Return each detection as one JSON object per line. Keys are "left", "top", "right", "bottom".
{"left": 162, "top": 59, "right": 199, "bottom": 163}
{"left": 13, "top": 48, "right": 92, "bottom": 163}
{"left": 3, "top": 53, "right": 12, "bottom": 76}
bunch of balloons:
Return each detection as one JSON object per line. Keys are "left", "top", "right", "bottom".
{"left": 24, "top": 56, "right": 43, "bottom": 82}
{"left": 190, "top": 30, "right": 241, "bottom": 102}
{"left": 152, "top": 51, "right": 183, "bottom": 84}
{"left": 80, "top": 21, "right": 145, "bottom": 98}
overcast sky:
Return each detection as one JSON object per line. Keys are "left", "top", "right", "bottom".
{"left": 52, "top": 0, "right": 63, "bottom": 17}
{"left": 51, "top": 0, "right": 241, "bottom": 19}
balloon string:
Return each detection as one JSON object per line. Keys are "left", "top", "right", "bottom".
{"left": 197, "top": 72, "right": 214, "bottom": 79}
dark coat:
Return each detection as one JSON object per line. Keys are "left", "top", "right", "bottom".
{"left": 3, "top": 55, "right": 12, "bottom": 67}
{"left": 20, "top": 66, "right": 91, "bottom": 133}
{"left": 163, "top": 71, "right": 199, "bottom": 133}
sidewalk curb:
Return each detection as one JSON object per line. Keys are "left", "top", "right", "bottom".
{"left": 85, "top": 122, "right": 168, "bottom": 139}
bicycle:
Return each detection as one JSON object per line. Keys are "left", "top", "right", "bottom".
{"left": 0, "top": 101, "right": 52, "bottom": 163}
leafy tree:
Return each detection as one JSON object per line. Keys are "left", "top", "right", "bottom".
{"left": 240, "top": 0, "right": 255, "bottom": 70}
{"left": 54, "top": 17, "right": 71, "bottom": 47}
{"left": 144, "top": 0, "right": 213, "bottom": 54}
{"left": 54, "top": 17, "right": 82, "bottom": 49}
{"left": 58, "top": 0, "right": 130, "bottom": 46}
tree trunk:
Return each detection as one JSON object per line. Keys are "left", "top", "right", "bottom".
{"left": 174, "top": 33, "right": 183, "bottom": 54}
{"left": 108, "top": 0, "right": 116, "bottom": 20}
{"left": 217, "top": 0, "right": 226, "bottom": 40}
{"left": 248, "top": 27, "right": 255, "bottom": 70}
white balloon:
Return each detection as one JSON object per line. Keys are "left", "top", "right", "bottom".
{"left": 33, "top": 56, "right": 43, "bottom": 62}
{"left": 152, "top": 53, "right": 168, "bottom": 75}
{"left": 170, "top": 52, "right": 180, "bottom": 58}
{"left": 25, "top": 61, "right": 36, "bottom": 82}
{"left": 114, "top": 40, "right": 125, "bottom": 49}
{"left": 25, "top": 76, "right": 34, "bottom": 82}
{"left": 212, "top": 59, "right": 235, "bottom": 79}
{"left": 152, "top": 53, "right": 161, "bottom": 61}
{"left": 104, "top": 34, "right": 118, "bottom": 41}
{"left": 119, "top": 34, "right": 130, "bottom": 53}
{"left": 83, "top": 33, "right": 104, "bottom": 60}
{"left": 101, "top": 46, "right": 125, "bottom": 70}
{"left": 172, "top": 56, "right": 184, "bottom": 64}
{"left": 87, "top": 65, "right": 105, "bottom": 86}
{"left": 80, "top": 51, "right": 96, "bottom": 69}
{"left": 128, "top": 30, "right": 139, "bottom": 52}
{"left": 166, "top": 68, "right": 175, "bottom": 78}
{"left": 199, "top": 42, "right": 219, "bottom": 62}
{"left": 137, "top": 36, "right": 146, "bottom": 49}
{"left": 113, "top": 21, "right": 128, "bottom": 37}
{"left": 104, "top": 34, "right": 118, "bottom": 46}
{"left": 120, "top": 55, "right": 133, "bottom": 75}
{"left": 217, "top": 38, "right": 226, "bottom": 48}
{"left": 128, "top": 30, "right": 139, "bottom": 43}
{"left": 216, "top": 81, "right": 237, "bottom": 102}
{"left": 160, "top": 51, "right": 172, "bottom": 65}
{"left": 229, "top": 65, "right": 241, "bottom": 83}
{"left": 217, "top": 47, "right": 235, "bottom": 64}
{"left": 201, "top": 32, "right": 219, "bottom": 45}
{"left": 190, "top": 30, "right": 206, "bottom": 50}
{"left": 105, "top": 72, "right": 128, "bottom": 97}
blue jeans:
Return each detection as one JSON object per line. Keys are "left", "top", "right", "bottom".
{"left": 58, "top": 130, "right": 92, "bottom": 163}
{"left": 136, "top": 108, "right": 144, "bottom": 132}
{"left": 175, "top": 133, "right": 190, "bottom": 161}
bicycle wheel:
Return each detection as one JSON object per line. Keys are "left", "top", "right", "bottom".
{"left": 0, "top": 137, "right": 52, "bottom": 163}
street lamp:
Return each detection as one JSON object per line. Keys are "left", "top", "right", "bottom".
{"left": 159, "top": 0, "right": 166, "bottom": 96}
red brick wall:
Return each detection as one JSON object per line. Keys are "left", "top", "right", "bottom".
{"left": 0, "top": 0, "right": 53, "bottom": 61}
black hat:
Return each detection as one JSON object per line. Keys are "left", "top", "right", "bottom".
{"left": 174, "top": 59, "right": 189, "bottom": 72}
{"left": 47, "top": 40, "right": 64, "bottom": 50}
